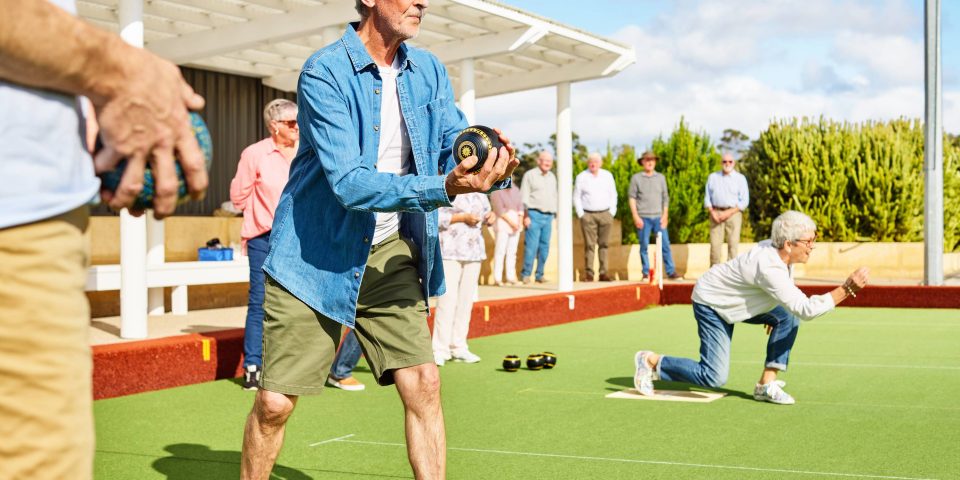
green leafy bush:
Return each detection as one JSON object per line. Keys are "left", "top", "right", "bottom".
{"left": 650, "top": 119, "right": 720, "bottom": 244}
{"left": 741, "top": 117, "right": 960, "bottom": 251}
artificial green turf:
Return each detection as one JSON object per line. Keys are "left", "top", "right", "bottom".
{"left": 94, "top": 306, "right": 960, "bottom": 479}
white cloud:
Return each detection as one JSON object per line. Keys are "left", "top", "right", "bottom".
{"left": 477, "top": 0, "right": 955, "bottom": 153}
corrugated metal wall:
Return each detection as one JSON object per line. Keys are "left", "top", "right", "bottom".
{"left": 92, "top": 67, "right": 296, "bottom": 216}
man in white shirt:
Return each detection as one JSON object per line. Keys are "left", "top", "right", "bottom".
{"left": 705, "top": 153, "right": 749, "bottom": 265}
{"left": 632, "top": 211, "right": 869, "bottom": 404}
{"left": 574, "top": 152, "right": 618, "bottom": 281}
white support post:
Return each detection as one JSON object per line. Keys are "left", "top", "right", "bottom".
{"left": 924, "top": 0, "right": 944, "bottom": 286}
{"left": 118, "top": 0, "right": 148, "bottom": 339}
{"left": 119, "top": 210, "right": 147, "bottom": 338}
{"left": 146, "top": 211, "right": 165, "bottom": 315}
{"left": 459, "top": 58, "right": 476, "bottom": 125}
{"left": 118, "top": 0, "right": 143, "bottom": 48}
{"left": 171, "top": 285, "right": 189, "bottom": 316}
{"left": 556, "top": 82, "right": 573, "bottom": 292}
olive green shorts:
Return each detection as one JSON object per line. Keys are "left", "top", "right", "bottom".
{"left": 261, "top": 233, "right": 433, "bottom": 395}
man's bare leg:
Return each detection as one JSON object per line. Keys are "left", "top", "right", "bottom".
{"left": 241, "top": 389, "right": 298, "bottom": 480}
{"left": 394, "top": 363, "right": 446, "bottom": 479}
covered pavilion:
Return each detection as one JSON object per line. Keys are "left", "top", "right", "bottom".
{"left": 77, "top": 0, "right": 636, "bottom": 338}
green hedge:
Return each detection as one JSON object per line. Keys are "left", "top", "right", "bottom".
{"left": 741, "top": 117, "right": 960, "bottom": 251}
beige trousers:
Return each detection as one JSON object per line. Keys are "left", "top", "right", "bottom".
{"left": 0, "top": 207, "right": 93, "bottom": 480}
{"left": 581, "top": 211, "right": 614, "bottom": 277}
{"left": 709, "top": 210, "right": 742, "bottom": 266}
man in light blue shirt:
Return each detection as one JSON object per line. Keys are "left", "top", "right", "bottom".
{"left": 704, "top": 153, "right": 750, "bottom": 265}
{"left": 242, "top": 1, "right": 518, "bottom": 478}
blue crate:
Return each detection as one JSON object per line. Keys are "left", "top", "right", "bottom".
{"left": 198, "top": 247, "right": 233, "bottom": 261}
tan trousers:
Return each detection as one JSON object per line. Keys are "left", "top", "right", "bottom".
{"left": 0, "top": 207, "right": 93, "bottom": 480}
{"left": 581, "top": 211, "right": 614, "bottom": 277}
{"left": 709, "top": 210, "right": 742, "bottom": 266}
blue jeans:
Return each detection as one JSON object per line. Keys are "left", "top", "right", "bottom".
{"left": 330, "top": 330, "right": 363, "bottom": 379}
{"left": 521, "top": 210, "right": 554, "bottom": 280}
{"left": 658, "top": 303, "right": 800, "bottom": 388}
{"left": 637, "top": 217, "right": 676, "bottom": 276}
{"left": 243, "top": 231, "right": 270, "bottom": 367}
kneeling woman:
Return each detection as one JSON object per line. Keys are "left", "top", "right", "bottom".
{"left": 633, "top": 210, "right": 869, "bottom": 404}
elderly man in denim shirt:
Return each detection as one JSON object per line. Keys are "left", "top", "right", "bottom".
{"left": 239, "top": 1, "right": 518, "bottom": 478}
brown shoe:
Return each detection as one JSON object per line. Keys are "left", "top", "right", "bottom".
{"left": 598, "top": 274, "right": 613, "bottom": 282}
{"left": 326, "top": 375, "right": 365, "bottom": 391}
{"left": 667, "top": 273, "right": 683, "bottom": 280}
{"left": 583, "top": 274, "right": 594, "bottom": 282}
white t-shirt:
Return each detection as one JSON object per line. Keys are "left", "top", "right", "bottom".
{"left": 371, "top": 56, "right": 412, "bottom": 245}
{"left": 691, "top": 240, "right": 835, "bottom": 323}
{"left": 0, "top": 0, "right": 99, "bottom": 229}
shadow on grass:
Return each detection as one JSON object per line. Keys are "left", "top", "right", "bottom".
{"left": 152, "top": 443, "right": 310, "bottom": 479}
{"left": 604, "top": 376, "right": 754, "bottom": 401}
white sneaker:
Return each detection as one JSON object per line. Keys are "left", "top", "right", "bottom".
{"left": 633, "top": 351, "right": 655, "bottom": 396}
{"left": 451, "top": 350, "right": 481, "bottom": 363}
{"left": 754, "top": 380, "right": 796, "bottom": 405}
{"left": 434, "top": 352, "right": 450, "bottom": 367}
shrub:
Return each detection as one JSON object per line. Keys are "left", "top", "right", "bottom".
{"left": 741, "top": 117, "right": 960, "bottom": 251}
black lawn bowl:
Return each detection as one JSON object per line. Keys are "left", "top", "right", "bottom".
{"left": 454, "top": 125, "right": 503, "bottom": 173}
{"left": 526, "top": 354, "right": 545, "bottom": 371}
{"left": 541, "top": 352, "right": 557, "bottom": 369}
{"left": 502, "top": 355, "right": 521, "bottom": 372}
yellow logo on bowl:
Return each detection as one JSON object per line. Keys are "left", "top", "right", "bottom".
{"left": 458, "top": 141, "right": 475, "bottom": 161}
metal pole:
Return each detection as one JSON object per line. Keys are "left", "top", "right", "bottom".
{"left": 119, "top": 0, "right": 148, "bottom": 338}
{"left": 924, "top": 0, "right": 944, "bottom": 285}
{"left": 556, "top": 82, "right": 573, "bottom": 292}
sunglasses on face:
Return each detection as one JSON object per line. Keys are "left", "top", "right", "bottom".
{"left": 276, "top": 120, "right": 298, "bottom": 128}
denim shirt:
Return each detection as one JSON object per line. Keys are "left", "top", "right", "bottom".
{"left": 263, "top": 24, "right": 475, "bottom": 326}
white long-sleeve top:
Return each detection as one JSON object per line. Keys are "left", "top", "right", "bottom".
{"left": 573, "top": 168, "right": 617, "bottom": 218}
{"left": 691, "top": 240, "right": 835, "bottom": 323}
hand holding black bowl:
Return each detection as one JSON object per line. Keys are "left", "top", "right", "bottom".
{"left": 454, "top": 125, "right": 504, "bottom": 173}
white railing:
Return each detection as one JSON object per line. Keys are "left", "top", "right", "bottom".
{"left": 85, "top": 258, "right": 249, "bottom": 315}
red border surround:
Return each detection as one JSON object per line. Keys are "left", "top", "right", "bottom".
{"left": 661, "top": 283, "right": 960, "bottom": 309}
{"left": 93, "top": 283, "right": 960, "bottom": 399}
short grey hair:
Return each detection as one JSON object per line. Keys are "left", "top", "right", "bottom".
{"left": 587, "top": 152, "right": 602, "bottom": 163}
{"left": 263, "top": 98, "right": 297, "bottom": 126}
{"left": 770, "top": 210, "right": 817, "bottom": 248}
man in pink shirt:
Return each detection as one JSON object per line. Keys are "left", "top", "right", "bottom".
{"left": 230, "top": 98, "right": 298, "bottom": 390}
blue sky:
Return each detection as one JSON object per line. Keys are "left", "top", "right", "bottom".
{"left": 476, "top": 0, "right": 959, "bottom": 151}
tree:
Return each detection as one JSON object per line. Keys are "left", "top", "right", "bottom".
{"left": 718, "top": 128, "right": 751, "bottom": 159}
{"left": 651, "top": 118, "right": 720, "bottom": 244}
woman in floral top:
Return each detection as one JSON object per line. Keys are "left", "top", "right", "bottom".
{"left": 432, "top": 192, "right": 493, "bottom": 366}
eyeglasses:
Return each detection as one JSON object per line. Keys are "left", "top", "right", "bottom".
{"left": 722, "top": 160, "right": 735, "bottom": 165}
{"left": 794, "top": 236, "right": 817, "bottom": 248}
{"left": 276, "top": 120, "right": 298, "bottom": 128}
